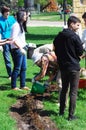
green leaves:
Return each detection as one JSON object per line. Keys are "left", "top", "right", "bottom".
{"left": 17, "top": 0, "right": 24, "bottom": 7}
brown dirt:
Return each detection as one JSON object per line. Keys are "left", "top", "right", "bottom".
{"left": 10, "top": 91, "right": 59, "bottom": 130}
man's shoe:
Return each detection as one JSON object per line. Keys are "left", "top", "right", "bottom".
{"left": 20, "top": 86, "right": 30, "bottom": 90}
{"left": 8, "top": 76, "right": 11, "bottom": 80}
{"left": 12, "top": 88, "right": 21, "bottom": 90}
{"left": 68, "top": 116, "right": 78, "bottom": 121}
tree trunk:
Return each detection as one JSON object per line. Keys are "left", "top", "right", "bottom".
{"left": 24, "top": 0, "right": 35, "bottom": 11}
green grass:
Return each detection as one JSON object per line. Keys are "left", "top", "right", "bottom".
{"left": 31, "top": 12, "right": 70, "bottom": 21}
{"left": 0, "top": 26, "right": 86, "bottom": 130}
{"left": 43, "top": 90, "right": 86, "bottom": 130}
{"left": 26, "top": 26, "right": 62, "bottom": 45}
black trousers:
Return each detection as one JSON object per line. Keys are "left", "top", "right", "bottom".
{"left": 59, "top": 70, "right": 80, "bottom": 117}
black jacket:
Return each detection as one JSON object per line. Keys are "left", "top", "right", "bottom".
{"left": 53, "top": 28, "right": 83, "bottom": 71}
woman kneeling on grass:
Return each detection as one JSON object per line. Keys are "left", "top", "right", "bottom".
{"left": 10, "top": 9, "right": 29, "bottom": 90}
{"left": 31, "top": 51, "right": 60, "bottom": 88}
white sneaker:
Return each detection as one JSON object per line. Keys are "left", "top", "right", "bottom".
{"left": 8, "top": 77, "right": 11, "bottom": 80}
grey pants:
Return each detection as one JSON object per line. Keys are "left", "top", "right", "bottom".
{"left": 59, "top": 70, "right": 80, "bottom": 117}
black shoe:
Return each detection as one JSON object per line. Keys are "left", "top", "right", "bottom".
{"left": 68, "top": 116, "right": 78, "bottom": 121}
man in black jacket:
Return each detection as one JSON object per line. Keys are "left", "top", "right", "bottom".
{"left": 53, "top": 16, "right": 83, "bottom": 121}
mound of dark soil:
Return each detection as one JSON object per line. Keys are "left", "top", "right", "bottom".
{"left": 10, "top": 93, "right": 59, "bottom": 130}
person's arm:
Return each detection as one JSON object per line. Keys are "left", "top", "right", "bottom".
{"left": 53, "top": 44, "right": 55, "bottom": 51}
{"left": 47, "top": 72, "right": 56, "bottom": 82}
{"left": 34, "top": 56, "right": 49, "bottom": 81}
{"left": 80, "top": 54, "right": 86, "bottom": 59}
{"left": 0, "top": 39, "right": 12, "bottom": 46}
{"left": 75, "top": 35, "right": 84, "bottom": 57}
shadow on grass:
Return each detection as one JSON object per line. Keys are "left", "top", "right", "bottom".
{"left": 7, "top": 93, "right": 20, "bottom": 99}
{"left": 0, "top": 75, "right": 8, "bottom": 79}
{"left": 26, "top": 78, "right": 32, "bottom": 82}
{"left": 26, "top": 77, "right": 46, "bottom": 83}
{"left": 26, "top": 33, "right": 55, "bottom": 42}
{"left": 0, "top": 84, "right": 10, "bottom": 90}
{"left": 34, "top": 109, "right": 57, "bottom": 117}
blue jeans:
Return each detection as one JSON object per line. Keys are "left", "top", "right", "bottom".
{"left": 59, "top": 70, "right": 79, "bottom": 117}
{"left": 11, "top": 48, "right": 27, "bottom": 89}
{"left": 3, "top": 44, "right": 12, "bottom": 77}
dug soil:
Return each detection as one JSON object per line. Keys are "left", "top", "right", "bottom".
{"left": 10, "top": 92, "right": 59, "bottom": 130}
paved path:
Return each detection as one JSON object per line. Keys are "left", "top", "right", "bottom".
{"left": 27, "top": 20, "right": 64, "bottom": 27}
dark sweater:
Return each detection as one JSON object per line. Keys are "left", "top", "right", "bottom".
{"left": 53, "top": 28, "right": 83, "bottom": 71}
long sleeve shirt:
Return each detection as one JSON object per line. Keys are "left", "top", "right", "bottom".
{"left": 11, "top": 22, "right": 27, "bottom": 49}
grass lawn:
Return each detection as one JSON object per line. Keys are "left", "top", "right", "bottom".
{"left": 31, "top": 12, "right": 70, "bottom": 21}
{"left": 0, "top": 26, "right": 86, "bottom": 130}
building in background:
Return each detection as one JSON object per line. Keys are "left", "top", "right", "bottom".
{"left": 73, "top": 0, "right": 86, "bottom": 29}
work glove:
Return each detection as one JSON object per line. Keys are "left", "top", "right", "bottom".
{"left": 32, "top": 78, "right": 40, "bottom": 84}
{"left": 20, "top": 48, "right": 26, "bottom": 55}
{"left": 44, "top": 81, "right": 49, "bottom": 88}
{"left": 32, "top": 78, "right": 35, "bottom": 83}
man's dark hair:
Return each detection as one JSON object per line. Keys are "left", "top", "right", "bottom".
{"left": 67, "top": 16, "right": 81, "bottom": 27}
{"left": 1, "top": 6, "right": 10, "bottom": 14}
{"left": 82, "top": 12, "right": 86, "bottom": 19}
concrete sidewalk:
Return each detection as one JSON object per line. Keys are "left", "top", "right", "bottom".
{"left": 27, "top": 20, "right": 64, "bottom": 27}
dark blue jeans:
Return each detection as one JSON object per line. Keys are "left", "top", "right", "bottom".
{"left": 59, "top": 70, "right": 80, "bottom": 117}
{"left": 11, "top": 48, "right": 27, "bottom": 89}
{"left": 3, "top": 44, "right": 12, "bottom": 77}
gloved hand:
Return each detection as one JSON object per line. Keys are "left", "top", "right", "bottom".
{"left": 32, "top": 78, "right": 40, "bottom": 84}
{"left": 44, "top": 81, "right": 49, "bottom": 87}
{"left": 32, "top": 78, "right": 35, "bottom": 83}
{"left": 20, "top": 48, "right": 26, "bottom": 55}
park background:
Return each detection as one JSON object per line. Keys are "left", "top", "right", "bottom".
{"left": 0, "top": 0, "right": 86, "bottom": 130}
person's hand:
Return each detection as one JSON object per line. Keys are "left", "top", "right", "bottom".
{"left": 44, "top": 81, "right": 49, "bottom": 87}
{"left": 20, "top": 48, "right": 26, "bottom": 55}
{"left": 32, "top": 78, "right": 36, "bottom": 83}
{"left": 80, "top": 54, "right": 86, "bottom": 59}
{"left": 6, "top": 38, "right": 12, "bottom": 41}
{"left": 32, "top": 78, "right": 40, "bottom": 84}
{"left": 6, "top": 38, "right": 13, "bottom": 44}
{"left": 6, "top": 40, "right": 12, "bottom": 44}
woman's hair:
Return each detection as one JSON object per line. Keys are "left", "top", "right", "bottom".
{"left": 16, "top": 10, "right": 27, "bottom": 33}
{"left": 67, "top": 16, "right": 81, "bottom": 27}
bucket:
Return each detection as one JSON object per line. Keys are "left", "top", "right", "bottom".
{"left": 27, "top": 43, "right": 36, "bottom": 59}
{"left": 31, "top": 82, "right": 46, "bottom": 94}
{"left": 79, "top": 79, "right": 86, "bottom": 89}
{"left": 27, "top": 47, "right": 35, "bottom": 59}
